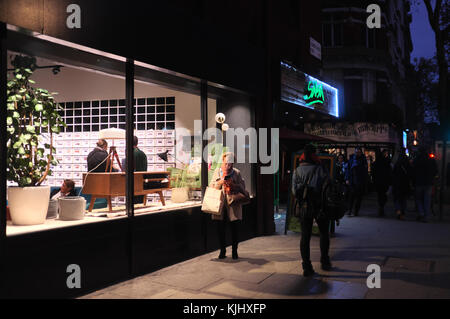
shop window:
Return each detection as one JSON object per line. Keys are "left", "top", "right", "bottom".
{"left": 5, "top": 29, "right": 255, "bottom": 237}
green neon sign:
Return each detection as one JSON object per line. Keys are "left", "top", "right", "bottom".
{"left": 303, "top": 79, "right": 324, "bottom": 106}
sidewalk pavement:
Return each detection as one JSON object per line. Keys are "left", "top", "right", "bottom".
{"left": 80, "top": 194, "right": 450, "bottom": 299}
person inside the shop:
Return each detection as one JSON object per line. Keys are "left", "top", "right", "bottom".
{"left": 371, "top": 149, "right": 392, "bottom": 217}
{"left": 87, "top": 139, "right": 119, "bottom": 173}
{"left": 346, "top": 147, "right": 369, "bottom": 217}
{"left": 210, "top": 152, "right": 249, "bottom": 260}
{"left": 121, "top": 136, "right": 148, "bottom": 204}
{"left": 50, "top": 179, "right": 77, "bottom": 200}
{"left": 292, "top": 144, "right": 332, "bottom": 277}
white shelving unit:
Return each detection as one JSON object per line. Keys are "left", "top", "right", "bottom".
{"left": 7, "top": 97, "right": 178, "bottom": 206}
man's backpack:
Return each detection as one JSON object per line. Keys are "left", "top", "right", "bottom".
{"left": 294, "top": 166, "right": 318, "bottom": 219}
{"left": 320, "top": 181, "right": 348, "bottom": 221}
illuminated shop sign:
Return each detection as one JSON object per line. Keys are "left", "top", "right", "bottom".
{"left": 280, "top": 61, "right": 339, "bottom": 117}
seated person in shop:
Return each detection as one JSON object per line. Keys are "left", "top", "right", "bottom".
{"left": 122, "top": 136, "right": 148, "bottom": 204}
{"left": 87, "top": 139, "right": 119, "bottom": 172}
{"left": 50, "top": 179, "right": 77, "bottom": 200}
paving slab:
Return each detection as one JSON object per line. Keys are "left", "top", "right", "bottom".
{"left": 80, "top": 195, "right": 450, "bottom": 299}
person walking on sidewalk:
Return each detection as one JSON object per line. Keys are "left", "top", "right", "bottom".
{"left": 346, "top": 147, "right": 368, "bottom": 217}
{"left": 392, "top": 148, "right": 412, "bottom": 220}
{"left": 210, "top": 152, "right": 249, "bottom": 260}
{"left": 412, "top": 147, "right": 438, "bottom": 223}
{"left": 334, "top": 154, "right": 349, "bottom": 185}
{"left": 371, "top": 149, "right": 392, "bottom": 217}
{"left": 292, "top": 144, "right": 332, "bottom": 277}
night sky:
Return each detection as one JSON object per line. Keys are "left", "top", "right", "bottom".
{"left": 410, "top": 1, "right": 436, "bottom": 61}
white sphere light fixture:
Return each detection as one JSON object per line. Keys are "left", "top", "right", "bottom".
{"left": 215, "top": 113, "right": 226, "bottom": 124}
{"left": 222, "top": 123, "right": 229, "bottom": 131}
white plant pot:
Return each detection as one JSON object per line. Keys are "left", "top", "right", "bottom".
{"left": 58, "top": 197, "right": 86, "bottom": 221}
{"left": 7, "top": 186, "right": 50, "bottom": 226}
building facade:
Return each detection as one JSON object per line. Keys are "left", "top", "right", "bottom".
{"left": 307, "top": 0, "right": 413, "bottom": 153}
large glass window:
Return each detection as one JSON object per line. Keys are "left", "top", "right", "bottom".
{"left": 5, "top": 28, "right": 255, "bottom": 236}
{"left": 5, "top": 32, "right": 128, "bottom": 235}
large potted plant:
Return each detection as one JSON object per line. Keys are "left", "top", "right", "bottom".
{"left": 6, "top": 55, "right": 66, "bottom": 225}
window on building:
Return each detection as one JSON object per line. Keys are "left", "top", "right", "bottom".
{"left": 322, "top": 14, "right": 344, "bottom": 48}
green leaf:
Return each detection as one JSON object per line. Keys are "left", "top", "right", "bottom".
{"left": 28, "top": 79, "right": 36, "bottom": 84}
{"left": 51, "top": 126, "right": 60, "bottom": 134}
{"left": 7, "top": 127, "right": 15, "bottom": 134}
{"left": 35, "top": 104, "right": 43, "bottom": 112}
{"left": 12, "top": 112, "right": 20, "bottom": 118}
{"left": 7, "top": 103, "right": 15, "bottom": 110}
{"left": 24, "top": 69, "right": 32, "bottom": 74}
{"left": 6, "top": 117, "right": 12, "bottom": 126}
{"left": 18, "top": 147, "right": 25, "bottom": 155}
{"left": 13, "top": 141, "right": 22, "bottom": 149}
{"left": 26, "top": 126, "right": 36, "bottom": 134}
{"left": 15, "top": 74, "right": 23, "bottom": 80}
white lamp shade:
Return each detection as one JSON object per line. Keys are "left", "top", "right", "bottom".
{"left": 99, "top": 128, "right": 126, "bottom": 140}
{"left": 215, "top": 113, "right": 226, "bottom": 124}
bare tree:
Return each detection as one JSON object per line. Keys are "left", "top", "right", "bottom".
{"left": 422, "top": 0, "right": 449, "bottom": 219}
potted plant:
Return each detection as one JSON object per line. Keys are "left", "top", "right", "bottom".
{"left": 6, "top": 55, "right": 66, "bottom": 225}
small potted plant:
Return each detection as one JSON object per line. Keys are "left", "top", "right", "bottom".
{"left": 6, "top": 55, "right": 66, "bottom": 225}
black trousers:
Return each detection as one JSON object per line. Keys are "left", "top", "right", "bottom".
{"left": 300, "top": 216, "right": 330, "bottom": 266}
{"left": 348, "top": 186, "right": 364, "bottom": 214}
{"left": 216, "top": 209, "right": 240, "bottom": 251}
{"left": 376, "top": 189, "right": 388, "bottom": 209}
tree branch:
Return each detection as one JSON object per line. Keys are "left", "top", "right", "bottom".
{"left": 423, "top": 0, "right": 438, "bottom": 31}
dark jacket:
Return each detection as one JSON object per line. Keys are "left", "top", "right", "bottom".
{"left": 334, "top": 161, "right": 349, "bottom": 184}
{"left": 122, "top": 147, "right": 148, "bottom": 172}
{"left": 50, "top": 188, "right": 77, "bottom": 199}
{"left": 292, "top": 162, "right": 329, "bottom": 197}
{"left": 87, "top": 147, "right": 116, "bottom": 172}
{"left": 371, "top": 157, "right": 392, "bottom": 190}
{"left": 347, "top": 154, "right": 368, "bottom": 187}
{"left": 392, "top": 157, "right": 412, "bottom": 198}
{"left": 413, "top": 156, "right": 438, "bottom": 186}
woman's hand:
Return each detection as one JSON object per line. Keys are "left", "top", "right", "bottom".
{"left": 215, "top": 179, "right": 225, "bottom": 189}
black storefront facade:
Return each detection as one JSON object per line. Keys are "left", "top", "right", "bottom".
{"left": 0, "top": 1, "right": 273, "bottom": 298}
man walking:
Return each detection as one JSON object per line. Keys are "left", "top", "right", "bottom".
{"left": 371, "top": 149, "right": 392, "bottom": 217}
{"left": 346, "top": 147, "right": 368, "bottom": 217}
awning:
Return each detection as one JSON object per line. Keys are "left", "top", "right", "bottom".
{"left": 279, "top": 128, "right": 337, "bottom": 143}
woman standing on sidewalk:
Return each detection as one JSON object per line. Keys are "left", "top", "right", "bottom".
{"left": 292, "top": 144, "right": 332, "bottom": 277}
{"left": 210, "top": 152, "right": 249, "bottom": 260}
